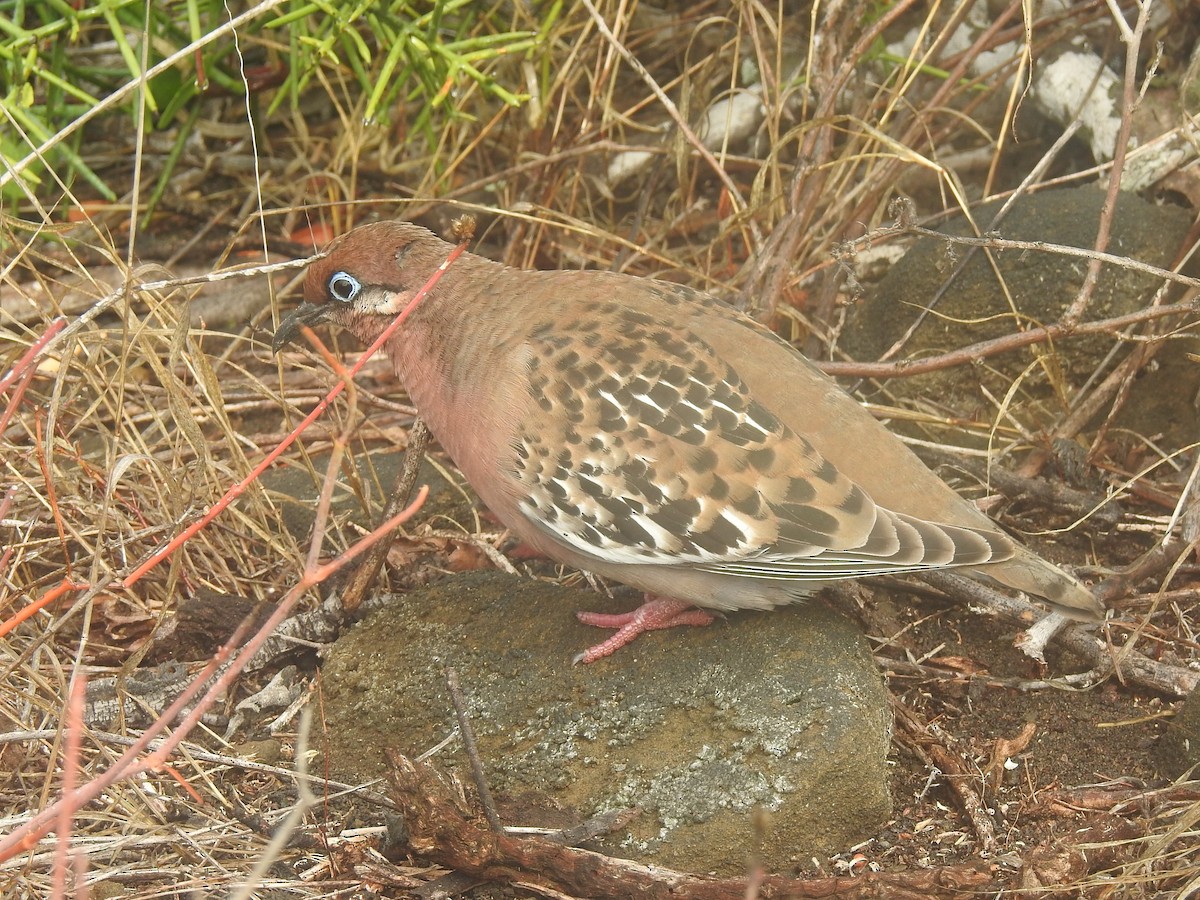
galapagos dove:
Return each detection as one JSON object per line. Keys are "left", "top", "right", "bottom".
{"left": 274, "top": 221, "right": 1103, "bottom": 663}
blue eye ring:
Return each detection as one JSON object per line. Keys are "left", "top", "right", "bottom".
{"left": 328, "top": 271, "right": 361, "bottom": 303}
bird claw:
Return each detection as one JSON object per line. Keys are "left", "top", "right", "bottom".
{"left": 572, "top": 596, "right": 715, "bottom": 664}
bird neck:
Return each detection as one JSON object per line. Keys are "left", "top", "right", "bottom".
{"left": 373, "top": 263, "right": 534, "bottom": 467}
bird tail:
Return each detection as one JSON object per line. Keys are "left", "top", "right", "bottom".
{"left": 976, "top": 548, "right": 1105, "bottom": 621}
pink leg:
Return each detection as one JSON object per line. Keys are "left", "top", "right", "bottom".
{"left": 573, "top": 595, "right": 716, "bottom": 664}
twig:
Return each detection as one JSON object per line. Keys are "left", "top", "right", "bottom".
{"left": 843, "top": 223, "right": 1200, "bottom": 294}
{"left": 878, "top": 118, "right": 1083, "bottom": 365}
{"left": 423, "top": 529, "right": 520, "bottom": 575}
{"left": 444, "top": 667, "right": 503, "bottom": 834}
{"left": 1093, "top": 542, "right": 1185, "bottom": 606}
{"left": 577, "top": 0, "right": 747, "bottom": 216}
{"left": 917, "top": 569, "right": 1199, "bottom": 697}
{"left": 1061, "top": 0, "right": 1155, "bottom": 329}
{"left": 916, "top": 446, "right": 1120, "bottom": 528}
{"left": 892, "top": 700, "right": 997, "bottom": 853}
{"left": 51, "top": 671, "right": 87, "bottom": 900}
{"left": 0, "top": 316, "right": 65, "bottom": 394}
{"left": 229, "top": 707, "right": 318, "bottom": 900}
{"left": 746, "top": 0, "right": 918, "bottom": 323}
{"left": 1011, "top": 341, "right": 1154, "bottom": 478}
{"left": 0, "top": 488, "right": 429, "bottom": 863}
{"left": 0, "top": 727, "right": 396, "bottom": 805}
{"left": 819, "top": 294, "right": 1196, "bottom": 380}
{"left": 385, "top": 750, "right": 996, "bottom": 899}
{"left": 339, "top": 418, "right": 432, "bottom": 612}
{"left": 1164, "top": 443, "right": 1200, "bottom": 550}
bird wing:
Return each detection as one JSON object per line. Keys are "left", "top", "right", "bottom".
{"left": 510, "top": 302, "right": 1013, "bottom": 581}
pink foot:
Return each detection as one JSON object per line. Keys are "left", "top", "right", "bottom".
{"left": 573, "top": 595, "right": 715, "bottom": 664}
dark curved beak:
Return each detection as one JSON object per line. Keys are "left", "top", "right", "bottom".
{"left": 272, "top": 303, "right": 332, "bottom": 354}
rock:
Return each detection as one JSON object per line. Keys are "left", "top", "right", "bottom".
{"left": 1156, "top": 686, "right": 1200, "bottom": 779}
{"left": 261, "top": 452, "right": 474, "bottom": 545}
{"left": 840, "top": 186, "right": 1195, "bottom": 443}
{"left": 317, "top": 570, "right": 893, "bottom": 874}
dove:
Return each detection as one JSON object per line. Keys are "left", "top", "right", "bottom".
{"left": 274, "top": 221, "right": 1103, "bottom": 663}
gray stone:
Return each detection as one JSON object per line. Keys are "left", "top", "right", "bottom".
{"left": 318, "top": 570, "right": 892, "bottom": 874}
{"left": 1156, "top": 686, "right": 1200, "bottom": 779}
{"left": 840, "top": 186, "right": 1196, "bottom": 445}
{"left": 260, "top": 452, "right": 475, "bottom": 543}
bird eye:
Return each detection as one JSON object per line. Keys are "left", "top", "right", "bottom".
{"left": 328, "top": 272, "right": 361, "bottom": 303}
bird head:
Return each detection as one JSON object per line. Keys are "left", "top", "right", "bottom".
{"left": 272, "top": 221, "right": 454, "bottom": 353}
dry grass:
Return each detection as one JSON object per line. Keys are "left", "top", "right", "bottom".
{"left": 3, "top": 0, "right": 1200, "bottom": 896}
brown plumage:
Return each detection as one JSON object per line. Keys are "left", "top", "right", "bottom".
{"left": 274, "top": 221, "right": 1104, "bottom": 662}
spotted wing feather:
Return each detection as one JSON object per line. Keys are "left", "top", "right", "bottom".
{"left": 511, "top": 305, "right": 1013, "bottom": 580}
